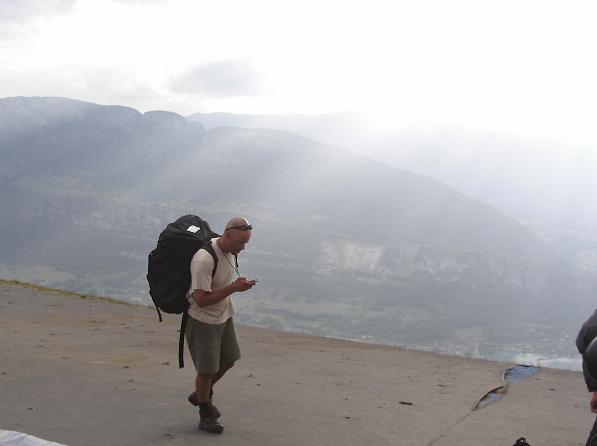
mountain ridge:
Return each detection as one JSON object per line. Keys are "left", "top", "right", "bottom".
{"left": 1, "top": 96, "right": 594, "bottom": 363}
{"left": 186, "top": 109, "right": 597, "bottom": 274}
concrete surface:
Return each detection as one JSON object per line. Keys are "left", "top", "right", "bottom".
{"left": 0, "top": 283, "right": 593, "bottom": 445}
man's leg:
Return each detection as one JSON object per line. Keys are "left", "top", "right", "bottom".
{"left": 215, "top": 317, "right": 241, "bottom": 388}
{"left": 195, "top": 372, "right": 223, "bottom": 433}
{"left": 189, "top": 362, "right": 234, "bottom": 408}
{"left": 210, "top": 362, "right": 235, "bottom": 389}
{"left": 185, "top": 317, "right": 224, "bottom": 433}
{"left": 189, "top": 317, "right": 240, "bottom": 407}
{"left": 208, "top": 318, "right": 241, "bottom": 409}
{"left": 195, "top": 373, "right": 212, "bottom": 403}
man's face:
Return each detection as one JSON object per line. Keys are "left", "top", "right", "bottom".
{"left": 228, "top": 230, "right": 251, "bottom": 255}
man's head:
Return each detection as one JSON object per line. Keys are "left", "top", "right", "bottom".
{"left": 220, "top": 217, "right": 252, "bottom": 255}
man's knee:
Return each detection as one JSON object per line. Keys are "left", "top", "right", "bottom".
{"left": 220, "top": 362, "right": 235, "bottom": 371}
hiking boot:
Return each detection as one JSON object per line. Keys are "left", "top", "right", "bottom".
{"left": 188, "top": 391, "right": 221, "bottom": 419}
{"left": 198, "top": 404, "right": 223, "bottom": 434}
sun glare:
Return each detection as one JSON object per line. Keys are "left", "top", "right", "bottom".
{"left": 2, "top": 0, "right": 597, "bottom": 144}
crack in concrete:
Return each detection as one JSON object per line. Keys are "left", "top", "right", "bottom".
{"left": 425, "top": 364, "right": 539, "bottom": 445}
{"left": 473, "top": 364, "right": 539, "bottom": 411}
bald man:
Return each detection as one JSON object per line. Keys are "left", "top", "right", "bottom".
{"left": 185, "top": 217, "right": 256, "bottom": 434}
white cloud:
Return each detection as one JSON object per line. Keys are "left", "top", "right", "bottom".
{"left": 0, "top": 0, "right": 75, "bottom": 23}
{"left": 170, "top": 59, "right": 264, "bottom": 98}
{"left": 1, "top": 0, "right": 597, "bottom": 143}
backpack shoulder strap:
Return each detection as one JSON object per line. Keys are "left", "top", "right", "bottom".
{"left": 202, "top": 244, "right": 219, "bottom": 278}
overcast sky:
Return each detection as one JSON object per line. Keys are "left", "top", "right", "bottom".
{"left": 2, "top": 0, "right": 597, "bottom": 144}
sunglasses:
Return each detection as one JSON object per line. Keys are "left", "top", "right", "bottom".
{"left": 225, "top": 224, "right": 253, "bottom": 232}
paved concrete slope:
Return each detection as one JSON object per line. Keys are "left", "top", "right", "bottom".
{"left": 0, "top": 283, "right": 592, "bottom": 445}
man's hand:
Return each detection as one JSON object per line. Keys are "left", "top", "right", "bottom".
{"left": 590, "top": 392, "right": 597, "bottom": 413}
{"left": 233, "top": 277, "right": 256, "bottom": 292}
{"left": 193, "top": 277, "right": 256, "bottom": 307}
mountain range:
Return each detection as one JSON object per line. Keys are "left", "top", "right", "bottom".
{"left": 2, "top": 96, "right": 594, "bottom": 364}
{"left": 187, "top": 111, "right": 597, "bottom": 274}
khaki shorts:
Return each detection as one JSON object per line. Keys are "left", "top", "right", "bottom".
{"left": 185, "top": 316, "right": 241, "bottom": 374}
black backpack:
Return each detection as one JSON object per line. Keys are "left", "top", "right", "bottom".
{"left": 147, "top": 215, "right": 220, "bottom": 368}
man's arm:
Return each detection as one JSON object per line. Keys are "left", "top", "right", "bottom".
{"left": 193, "top": 277, "right": 255, "bottom": 308}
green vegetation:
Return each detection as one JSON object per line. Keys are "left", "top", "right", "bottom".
{"left": 0, "top": 278, "right": 151, "bottom": 310}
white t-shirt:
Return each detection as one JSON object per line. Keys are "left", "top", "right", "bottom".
{"left": 187, "top": 237, "right": 237, "bottom": 325}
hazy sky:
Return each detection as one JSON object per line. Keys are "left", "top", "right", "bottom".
{"left": 2, "top": 0, "right": 597, "bottom": 143}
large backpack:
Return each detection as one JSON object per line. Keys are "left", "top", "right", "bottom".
{"left": 147, "top": 215, "right": 220, "bottom": 368}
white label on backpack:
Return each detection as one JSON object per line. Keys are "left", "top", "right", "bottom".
{"left": 187, "top": 225, "right": 200, "bottom": 233}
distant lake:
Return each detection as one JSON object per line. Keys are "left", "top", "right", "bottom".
{"left": 491, "top": 352, "right": 582, "bottom": 371}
